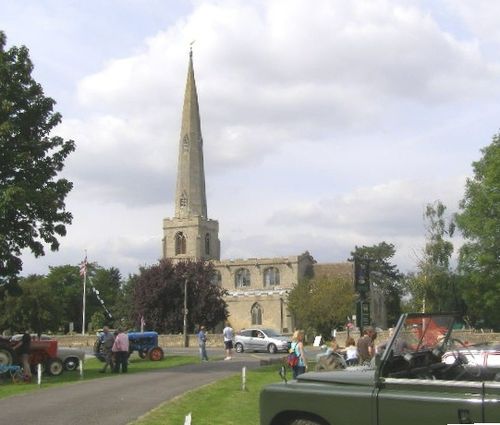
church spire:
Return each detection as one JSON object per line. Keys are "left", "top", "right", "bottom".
{"left": 174, "top": 49, "right": 207, "bottom": 219}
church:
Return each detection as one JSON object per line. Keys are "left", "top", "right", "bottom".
{"left": 162, "top": 51, "right": 384, "bottom": 332}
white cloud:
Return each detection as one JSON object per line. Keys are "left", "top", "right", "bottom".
{"left": 5, "top": 0, "right": 498, "bottom": 277}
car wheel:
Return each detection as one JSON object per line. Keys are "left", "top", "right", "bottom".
{"left": 148, "top": 347, "right": 164, "bottom": 361}
{"left": 46, "top": 358, "right": 64, "bottom": 376}
{"left": 235, "top": 343, "right": 244, "bottom": 353}
{"left": 268, "top": 343, "right": 277, "bottom": 354}
{"left": 0, "top": 346, "right": 14, "bottom": 366}
{"left": 63, "top": 357, "right": 79, "bottom": 371}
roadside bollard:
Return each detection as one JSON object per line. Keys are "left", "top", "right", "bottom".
{"left": 242, "top": 366, "right": 246, "bottom": 391}
{"left": 79, "top": 359, "right": 84, "bottom": 379}
{"left": 184, "top": 412, "right": 192, "bottom": 424}
{"left": 37, "top": 363, "right": 42, "bottom": 387}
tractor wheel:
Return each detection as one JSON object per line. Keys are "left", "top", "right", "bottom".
{"left": 148, "top": 347, "right": 164, "bottom": 361}
{"left": 138, "top": 350, "right": 147, "bottom": 359}
{"left": 0, "top": 346, "right": 14, "bottom": 366}
{"left": 46, "top": 358, "right": 64, "bottom": 376}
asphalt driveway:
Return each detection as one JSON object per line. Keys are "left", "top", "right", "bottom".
{"left": 0, "top": 356, "right": 263, "bottom": 425}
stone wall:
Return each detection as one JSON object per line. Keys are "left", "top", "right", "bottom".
{"left": 50, "top": 330, "right": 500, "bottom": 349}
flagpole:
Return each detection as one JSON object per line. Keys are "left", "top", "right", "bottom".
{"left": 81, "top": 251, "right": 87, "bottom": 336}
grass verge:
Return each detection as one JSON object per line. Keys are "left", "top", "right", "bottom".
{"left": 132, "top": 365, "right": 284, "bottom": 425}
{"left": 0, "top": 354, "right": 200, "bottom": 400}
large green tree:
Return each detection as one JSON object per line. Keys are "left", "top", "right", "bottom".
{"left": 131, "top": 259, "right": 228, "bottom": 333}
{"left": 0, "top": 274, "right": 64, "bottom": 334}
{"left": 0, "top": 32, "right": 75, "bottom": 294}
{"left": 456, "top": 133, "right": 500, "bottom": 328}
{"left": 351, "top": 242, "right": 402, "bottom": 326}
{"left": 288, "top": 275, "right": 355, "bottom": 338}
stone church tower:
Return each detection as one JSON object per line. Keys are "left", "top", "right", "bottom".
{"left": 162, "top": 50, "right": 220, "bottom": 261}
{"left": 162, "top": 51, "right": 367, "bottom": 332}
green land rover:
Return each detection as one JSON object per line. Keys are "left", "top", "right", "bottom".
{"left": 260, "top": 313, "right": 500, "bottom": 425}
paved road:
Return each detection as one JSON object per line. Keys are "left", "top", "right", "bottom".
{"left": 0, "top": 355, "right": 264, "bottom": 425}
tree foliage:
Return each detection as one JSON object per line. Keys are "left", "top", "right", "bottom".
{"left": 351, "top": 242, "right": 403, "bottom": 326}
{"left": 0, "top": 32, "right": 75, "bottom": 294}
{"left": 0, "top": 274, "right": 64, "bottom": 334}
{"left": 456, "top": 133, "right": 500, "bottom": 328}
{"left": 131, "top": 259, "right": 228, "bottom": 333}
{"left": 287, "top": 275, "right": 355, "bottom": 338}
{"left": 403, "top": 201, "right": 462, "bottom": 314}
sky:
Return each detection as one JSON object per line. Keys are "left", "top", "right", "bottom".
{"left": 1, "top": 0, "right": 499, "bottom": 278}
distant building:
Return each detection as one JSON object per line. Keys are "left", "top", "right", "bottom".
{"left": 162, "top": 51, "right": 385, "bottom": 332}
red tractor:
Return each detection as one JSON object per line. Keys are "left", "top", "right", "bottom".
{"left": 28, "top": 338, "right": 64, "bottom": 376}
{"left": 0, "top": 336, "right": 64, "bottom": 376}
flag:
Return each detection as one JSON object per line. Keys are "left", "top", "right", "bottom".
{"left": 79, "top": 256, "right": 88, "bottom": 277}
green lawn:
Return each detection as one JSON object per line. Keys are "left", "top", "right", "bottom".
{"left": 0, "top": 354, "right": 200, "bottom": 399}
{"left": 132, "top": 366, "right": 284, "bottom": 425}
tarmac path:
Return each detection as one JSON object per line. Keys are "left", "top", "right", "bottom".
{"left": 0, "top": 356, "right": 263, "bottom": 425}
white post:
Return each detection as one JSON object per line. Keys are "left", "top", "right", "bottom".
{"left": 37, "top": 363, "right": 42, "bottom": 386}
{"left": 79, "top": 359, "right": 84, "bottom": 379}
{"left": 184, "top": 413, "right": 192, "bottom": 425}
{"left": 242, "top": 366, "right": 246, "bottom": 391}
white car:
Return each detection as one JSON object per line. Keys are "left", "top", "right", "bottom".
{"left": 235, "top": 328, "right": 291, "bottom": 354}
{"left": 442, "top": 342, "right": 500, "bottom": 367}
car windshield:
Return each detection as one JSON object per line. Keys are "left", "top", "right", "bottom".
{"left": 390, "top": 313, "right": 455, "bottom": 355}
{"left": 262, "top": 329, "right": 281, "bottom": 337}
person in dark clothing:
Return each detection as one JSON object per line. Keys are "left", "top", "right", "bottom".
{"left": 14, "top": 332, "right": 32, "bottom": 381}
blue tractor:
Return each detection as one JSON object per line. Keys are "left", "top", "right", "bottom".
{"left": 94, "top": 331, "right": 164, "bottom": 362}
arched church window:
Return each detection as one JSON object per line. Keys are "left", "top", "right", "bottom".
{"left": 182, "top": 134, "right": 189, "bottom": 152}
{"left": 235, "top": 268, "right": 251, "bottom": 288}
{"left": 175, "top": 232, "right": 186, "bottom": 255}
{"left": 205, "top": 233, "right": 210, "bottom": 255}
{"left": 264, "top": 267, "right": 280, "bottom": 287}
{"left": 210, "top": 270, "right": 222, "bottom": 287}
{"left": 251, "top": 303, "right": 262, "bottom": 325}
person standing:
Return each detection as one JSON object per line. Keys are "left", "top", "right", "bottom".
{"left": 112, "top": 329, "right": 129, "bottom": 373}
{"left": 99, "top": 326, "right": 115, "bottom": 373}
{"left": 291, "top": 330, "right": 307, "bottom": 378}
{"left": 222, "top": 322, "right": 234, "bottom": 360}
{"left": 357, "top": 327, "right": 376, "bottom": 364}
{"left": 197, "top": 325, "right": 209, "bottom": 362}
{"left": 14, "top": 331, "right": 32, "bottom": 381}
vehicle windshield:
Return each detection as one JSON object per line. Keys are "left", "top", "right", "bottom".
{"left": 390, "top": 314, "right": 455, "bottom": 355}
{"left": 262, "top": 329, "right": 281, "bottom": 337}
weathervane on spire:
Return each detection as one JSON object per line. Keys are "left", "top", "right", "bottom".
{"left": 189, "top": 40, "right": 196, "bottom": 57}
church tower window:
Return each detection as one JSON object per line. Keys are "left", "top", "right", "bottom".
{"left": 182, "top": 134, "right": 189, "bottom": 152}
{"left": 251, "top": 303, "right": 262, "bottom": 325}
{"left": 180, "top": 192, "right": 188, "bottom": 209}
{"left": 264, "top": 267, "right": 280, "bottom": 287}
{"left": 175, "top": 232, "right": 186, "bottom": 255}
{"left": 235, "top": 268, "right": 251, "bottom": 288}
{"left": 205, "top": 233, "right": 210, "bottom": 255}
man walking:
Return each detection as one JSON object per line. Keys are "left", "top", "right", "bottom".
{"left": 99, "top": 326, "right": 115, "bottom": 373}
{"left": 222, "top": 322, "right": 234, "bottom": 360}
{"left": 197, "top": 325, "right": 209, "bottom": 362}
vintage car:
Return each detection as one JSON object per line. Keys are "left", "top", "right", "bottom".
{"left": 11, "top": 334, "right": 85, "bottom": 371}
{"left": 260, "top": 313, "right": 500, "bottom": 425}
